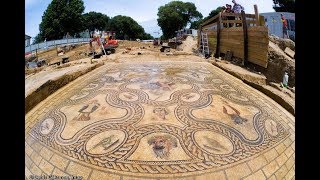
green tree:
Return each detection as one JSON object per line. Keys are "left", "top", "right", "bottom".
{"left": 190, "top": 6, "right": 224, "bottom": 29}
{"left": 32, "top": 34, "right": 43, "bottom": 44}
{"left": 157, "top": 1, "right": 202, "bottom": 39}
{"left": 273, "top": 0, "right": 295, "bottom": 12}
{"left": 36, "top": 0, "right": 85, "bottom": 41}
{"left": 208, "top": 6, "right": 225, "bottom": 18}
{"left": 83, "top": 12, "right": 110, "bottom": 32}
{"left": 108, "top": 15, "right": 149, "bottom": 40}
{"left": 141, "top": 33, "right": 154, "bottom": 40}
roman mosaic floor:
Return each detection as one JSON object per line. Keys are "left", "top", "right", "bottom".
{"left": 25, "top": 61, "right": 295, "bottom": 180}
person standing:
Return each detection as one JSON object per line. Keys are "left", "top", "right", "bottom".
{"left": 231, "top": 0, "right": 244, "bottom": 13}
{"left": 224, "top": 4, "right": 235, "bottom": 27}
{"left": 281, "top": 14, "right": 288, "bottom": 38}
{"left": 221, "top": 6, "right": 228, "bottom": 28}
{"left": 231, "top": 0, "right": 244, "bottom": 27}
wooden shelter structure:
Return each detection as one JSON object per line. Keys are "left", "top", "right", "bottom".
{"left": 198, "top": 5, "right": 269, "bottom": 68}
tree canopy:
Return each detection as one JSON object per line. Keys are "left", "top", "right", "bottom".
{"left": 83, "top": 11, "right": 110, "bottom": 32}
{"left": 34, "top": 0, "right": 85, "bottom": 43}
{"left": 108, "top": 15, "right": 153, "bottom": 40}
{"left": 157, "top": 1, "right": 202, "bottom": 39}
{"left": 273, "top": 0, "right": 295, "bottom": 12}
{"left": 190, "top": 6, "right": 224, "bottom": 29}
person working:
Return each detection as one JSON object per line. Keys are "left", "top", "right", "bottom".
{"left": 281, "top": 14, "right": 288, "bottom": 39}
{"left": 224, "top": 4, "right": 235, "bottom": 27}
{"left": 231, "top": 0, "right": 244, "bottom": 13}
{"left": 231, "top": 0, "right": 244, "bottom": 27}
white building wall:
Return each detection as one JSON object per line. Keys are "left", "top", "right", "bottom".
{"left": 260, "top": 12, "right": 295, "bottom": 40}
{"left": 25, "top": 39, "right": 30, "bottom": 47}
{"left": 192, "top": 29, "right": 198, "bottom": 36}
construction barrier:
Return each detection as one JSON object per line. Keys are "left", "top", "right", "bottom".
{"left": 25, "top": 38, "right": 91, "bottom": 53}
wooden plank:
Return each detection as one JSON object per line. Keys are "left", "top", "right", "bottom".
{"left": 203, "top": 29, "right": 217, "bottom": 33}
{"left": 259, "top": 15, "right": 265, "bottom": 26}
{"left": 203, "top": 26, "right": 217, "bottom": 31}
{"left": 248, "top": 38, "right": 269, "bottom": 44}
{"left": 220, "top": 39, "right": 243, "bottom": 45}
{"left": 224, "top": 25, "right": 267, "bottom": 32}
{"left": 220, "top": 46, "right": 244, "bottom": 55}
{"left": 220, "top": 38, "right": 244, "bottom": 43}
{"left": 201, "top": 13, "right": 220, "bottom": 27}
{"left": 203, "top": 22, "right": 218, "bottom": 30}
{"left": 220, "top": 46, "right": 244, "bottom": 53}
{"left": 220, "top": 38, "right": 268, "bottom": 45}
{"left": 245, "top": 14, "right": 256, "bottom": 18}
{"left": 219, "top": 35, "right": 268, "bottom": 44}
{"left": 220, "top": 47, "right": 244, "bottom": 58}
{"left": 248, "top": 56, "right": 268, "bottom": 64}
{"left": 248, "top": 49, "right": 268, "bottom": 59}
{"left": 250, "top": 50, "right": 268, "bottom": 57}
{"left": 220, "top": 43, "right": 243, "bottom": 49}
{"left": 220, "top": 34, "right": 245, "bottom": 39}
{"left": 248, "top": 42, "right": 268, "bottom": 49}
{"left": 254, "top": 5, "right": 259, "bottom": 26}
{"left": 220, "top": 20, "right": 257, "bottom": 25}
{"left": 220, "top": 33, "right": 268, "bottom": 41}
{"left": 220, "top": 48, "right": 244, "bottom": 57}
{"left": 248, "top": 50, "right": 268, "bottom": 58}
{"left": 220, "top": 31, "right": 244, "bottom": 38}
{"left": 248, "top": 54, "right": 268, "bottom": 62}
{"left": 246, "top": 20, "right": 258, "bottom": 25}
{"left": 248, "top": 59, "right": 267, "bottom": 68}
{"left": 220, "top": 47, "right": 268, "bottom": 68}
{"left": 242, "top": 10, "right": 248, "bottom": 66}
{"left": 249, "top": 50, "right": 268, "bottom": 58}
{"left": 247, "top": 26, "right": 268, "bottom": 31}
{"left": 222, "top": 42, "right": 265, "bottom": 51}
{"left": 220, "top": 42, "right": 268, "bottom": 65}
{"left": 221, "top": 20, "right": 242, "bottom": 24}
{"left": 221, "top": 29, "right": 269, "bottom": 38}
{"left": 247, "top": 31, "right": 269, "bottom": 38}
{"left": 221, "top": 27, "right": 244, "bottom": 32}
{"left": 221, "top": 13, "right": 242, "bottom": 17}
{"left": 204, "top": 31, "right": 217, "bottom": 36}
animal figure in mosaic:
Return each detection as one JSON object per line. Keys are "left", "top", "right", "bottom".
{"left": 203, "top": 136, "right": 228, "bottom": 152}
{"left": 183, "top": 93, "right": 195, "bottom": 100}
{"left": 147, "top": 135, "right": 178, "bottom": 159}
{"left": 122, "top": 92, "right": 136, "bottom": 100}
{"left": 89, "top": 135, "right": 118, "bottom": 151}
{"left": 223, "top": 104, "right": 248, "bottom": 124}
{"left": 73, "top": 100, "right": 100, "bottom": 121}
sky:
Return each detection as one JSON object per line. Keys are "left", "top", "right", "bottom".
{"left": 26, "top": 0, "right": 275, "bottom": 40}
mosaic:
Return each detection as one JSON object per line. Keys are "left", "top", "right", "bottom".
{"left": 28, "top": 62, "right": 290, "bottom": 177}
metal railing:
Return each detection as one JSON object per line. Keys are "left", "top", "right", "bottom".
{"left": 25, "top": 38, "right": 91, "bottom": 53}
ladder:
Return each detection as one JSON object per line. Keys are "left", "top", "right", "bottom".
{"left": 200, "top": 32, "right": 209, "bottom": 55}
